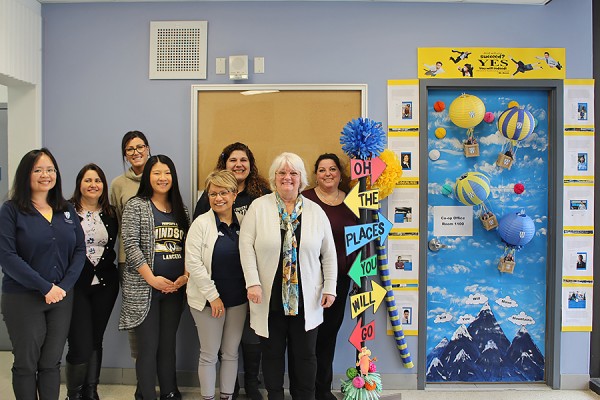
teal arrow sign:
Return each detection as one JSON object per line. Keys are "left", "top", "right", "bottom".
{"left": 348, "top": 253, "right": 378, "bottom": 286}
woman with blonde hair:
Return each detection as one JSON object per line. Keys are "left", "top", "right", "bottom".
{"left": 187, "top": 170, "right": 248, "bottom": 400}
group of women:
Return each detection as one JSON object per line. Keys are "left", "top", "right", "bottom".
{"left": 0, "top": 132, "right": 358, "bottom": 400}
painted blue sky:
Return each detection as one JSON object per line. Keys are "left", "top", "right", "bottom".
{"left": 426, "top": 89, "right": 549, "bottom": 363}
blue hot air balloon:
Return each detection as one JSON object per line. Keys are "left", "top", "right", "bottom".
{"left": 498, "top": 210, "right": 535, "bottom": 247}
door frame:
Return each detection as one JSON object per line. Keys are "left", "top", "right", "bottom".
{"left": 417, "top": 79, "right": 564, "bottom": 389}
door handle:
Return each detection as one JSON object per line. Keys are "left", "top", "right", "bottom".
{"left": 428, "top": 238, "right": 448, "bottom": 252}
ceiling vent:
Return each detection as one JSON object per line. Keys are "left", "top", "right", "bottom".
{"left": 149, "top": 21, "right": 208, "bottom": 80}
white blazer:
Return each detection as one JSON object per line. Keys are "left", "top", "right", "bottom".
{"left": 185, "top": 210, "right": 224, "bottom": 311}
{"left": 239, "top": 193, "right": 337, "bottom": 338}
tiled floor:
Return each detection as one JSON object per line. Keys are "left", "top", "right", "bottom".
{"left": 1, "top": 352, "right": 597, "bottom": 399}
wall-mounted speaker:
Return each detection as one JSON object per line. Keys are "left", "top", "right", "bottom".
{"left": 229, "top": 55, "right": 249, "bottom": 80}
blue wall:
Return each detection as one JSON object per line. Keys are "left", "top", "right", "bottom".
{"left": 41, "top": 0, "right": 592, "bottom": 381}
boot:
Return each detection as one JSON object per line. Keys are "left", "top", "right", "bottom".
{"left": 242, "top": 343, "right": 263, "bottom": 400}
{"left": 65, "top": 362, "right": 88, "bottom": 400}
{"left": 83, "top": 349, "right": 102, "bottom": 400}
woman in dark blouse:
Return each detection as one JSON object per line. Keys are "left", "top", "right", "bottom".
{"left": 65, "top": 164, "right": 119, "bottom": 400}
{"left": 0, "top": 148, "right": 86, "bottom": 400}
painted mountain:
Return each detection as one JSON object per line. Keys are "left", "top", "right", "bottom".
{"left": 426, "top": 303, "right": 544, "bottom": 382}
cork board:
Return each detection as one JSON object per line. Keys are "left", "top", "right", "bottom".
{"left": 193, "top": 86, "right": 365, "bottom": 197}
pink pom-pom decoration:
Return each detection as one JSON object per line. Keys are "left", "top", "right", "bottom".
{"left": 352, "top": 376, "right": 365, "bottom": 388}
{"left": 483, "top": 111, "right": 495, "bottom": 123}
{"left": 368, "top": 361, "right": 377, "bottom": 373}
{"left": 514, "top": 183, "right": 525, "bottom": 194}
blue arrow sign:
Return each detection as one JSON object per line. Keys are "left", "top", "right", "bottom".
{"left": 344, "top": 212, "right": 393, "bottom": 255}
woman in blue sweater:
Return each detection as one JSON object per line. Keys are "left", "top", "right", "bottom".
{"left": 0, "top": 148, "right": 86, "bottom": 400}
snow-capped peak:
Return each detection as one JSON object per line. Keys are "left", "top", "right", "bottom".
{"left": 482, "top": 339, "right": 498, "bottom": 352}
{"left": 453, "top": 349, "right": 472, "bottom": 363}
{"left": 451, "top": 324, "right": 473, "bottom": 341}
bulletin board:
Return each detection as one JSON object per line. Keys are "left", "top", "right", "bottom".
{"left": 191, "top": 84, "right": 366, "bottom": 202}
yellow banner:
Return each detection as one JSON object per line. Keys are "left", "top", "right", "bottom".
{"left": 418, "top": 48, "right": 566, "bottom": 79}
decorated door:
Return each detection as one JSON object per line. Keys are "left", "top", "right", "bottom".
{"left": 425, "top": 88, "right": 549, "bottom": 383}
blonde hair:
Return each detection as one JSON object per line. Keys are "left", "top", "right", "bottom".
{"left": 205, "top": 170, "right": 238, "bottom": 193}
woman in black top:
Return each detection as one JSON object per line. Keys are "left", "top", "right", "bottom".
{"left": 65, "top": 164, "right": 119, "bottom": 400}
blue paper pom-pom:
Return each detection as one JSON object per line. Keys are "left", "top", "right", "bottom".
{"left": 340, "top": 118, "right": 386, "bottom": 160}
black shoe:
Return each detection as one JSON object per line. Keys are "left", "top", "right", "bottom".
{"left": 160, "top": 391, "right": 182, "bottom": 400}
{"left": 315, "top": 391, "right": 337, "bottom": 400}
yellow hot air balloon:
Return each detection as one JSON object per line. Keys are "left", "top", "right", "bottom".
{"left": 449, "top": 94, "right": 486, "bottom": 129}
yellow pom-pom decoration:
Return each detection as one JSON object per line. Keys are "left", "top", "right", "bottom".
{"left": 508, "top": 100, "right": 519, "bottom": 109}
{"left": 435, "top": 127, "right": 446, "bottom": 139}
{"left": 448, "top": 94, "right": 486, "bottom": 129}
{"left": 370, "top": 149, "right": 403, "bottom": 200}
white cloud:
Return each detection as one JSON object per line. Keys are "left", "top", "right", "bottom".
{"left": 479, "top": 132, "right": 505, "bottom": 146}
{"left": 457, "top": 314, "right": 476, "bottom": 324}
{"left": 466, "top": 293, "right": 489, "bottom": 305}
{"left": 508, "top": 311, "right": 535, "bottom": 326}
{"left": 495, "top": 296, "right": 518, "bottom": 308}
{"left": 428, "top": 286, "right": 449, "bottom": 298}
{"left": 434, "top": 312, "right": 454, "bottom": 324}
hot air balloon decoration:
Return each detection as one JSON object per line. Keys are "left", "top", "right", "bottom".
{"left": 497, "top": 210, "right": 536, "bottom": 273}
{"left": 496, "top": 106, "right": 535, "bottom": 170}
{"left": 448, "top": 94, "right": 486, "bottom": 158}
{"left": 454, "top": 171, "right": 497, "bottom": 230}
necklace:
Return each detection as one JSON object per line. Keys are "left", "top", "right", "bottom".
{"left": 316, "top": 187, "right": 340, "bottom": 206}
{"left": 152, "top": 200, "right": 171, "bottom": 213}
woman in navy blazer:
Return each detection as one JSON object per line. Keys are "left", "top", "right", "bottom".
{"left": 0, "top": 148, "right": 86, "bottom": 400}
{"left": 65, "top": 164, "right": 119, "bottom": 400}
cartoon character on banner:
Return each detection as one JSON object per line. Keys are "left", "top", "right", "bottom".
{"left": 496, "top": 106, "right": 535, "bottom": 170}
{"left": 454, "top": 171, "right": 498, "bottom": 231}
{"left": 497, "top": 210, "right": 535, "bottom": 273}
{"left": 448, "top": 94, "right": 486, "bottom": 158}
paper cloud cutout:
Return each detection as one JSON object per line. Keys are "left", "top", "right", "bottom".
{"left": 495, "top": 296, "right": 519, "bottom": 308}
{"left": 466, "top": 293, "right": 489, "bottom": 305}
{"left": 457, "top": 314, "right": 476, "bottom": 325}
{"left": 434, "top": 312, "right": 454, "bottom": 324}
{"left": 508, "top": 311, "right": 535, "bottom": 326}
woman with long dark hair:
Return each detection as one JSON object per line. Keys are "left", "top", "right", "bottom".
{"left": 119, "top": 155, "right": 190, "bottom": 400}
{"left": 0, "top": 148, "right": 85, "bottom": 400}
{"left": 65, "top": 164, "right": 119, "bottom": 400}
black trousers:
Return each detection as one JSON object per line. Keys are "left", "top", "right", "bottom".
{"left": 66, "top": 280, "right": 119, "bottom": 364}
{"left": 315, "top": 276, "right": 350, "bottom": 395}
{"left": 1, "top": 291, "right": 73, "bottom": 400}
{"left": 134, "top": 290, "right": 184, "bottom": 400}
{"left": 260, "top": 309, "right": 318, "bottom": 400}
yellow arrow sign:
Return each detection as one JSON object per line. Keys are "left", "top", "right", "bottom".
{"left": 349, "top": 280, "right": 387, "bottom": 319}
{"left": 344, "top": 185, "right": 380, "bottom": 218}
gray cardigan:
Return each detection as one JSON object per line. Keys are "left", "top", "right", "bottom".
{"left": 118, "top": 197, "right": 188, "bottom": 330}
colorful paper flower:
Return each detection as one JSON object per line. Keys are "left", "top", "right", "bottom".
{"left": 352, "top": 376, "right": 365, "bottom": 388}
{"left": 340, "top": 118, "right": 386, "bottom": 160}
{"left": 514, "top": 183, "right": 525, "bottom": 194}
{"left": 346, "top": 367, "right": 358, "bottom": 379}
{"left": 368, "top": 361, "right": 377, "bottom": 373}
{"left": 371, "top": 149, "right": 402, "bottom": 200}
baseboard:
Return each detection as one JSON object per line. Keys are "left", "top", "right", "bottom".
{"left": 560, "top": 373, "right": 591, "bottom": 389}
{"left": 67, "top": 368, "right": 418, "bottom": 390}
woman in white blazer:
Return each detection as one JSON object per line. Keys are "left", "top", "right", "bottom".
{"left": 239, "top": 152, "right": 337, "bottom": 400}
{"left": 186, "top": 170, "right": 248, "bottom": 400}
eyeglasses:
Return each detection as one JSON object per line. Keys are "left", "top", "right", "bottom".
{"left": 125, "top": 144, "right": 148, "bottom": 156}
{"left": 208, "top": 190, "right": 232, "bottom": 198}
{"left": 32, "top": 168, "right": 57, "bottom": 175}
{"left": 276, "top": 171, "right": 300, "bottom": 178}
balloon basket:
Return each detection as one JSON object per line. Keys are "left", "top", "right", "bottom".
{"left": 498, "top": 259, "right": 516, "bottom": 273}
{"left": 480, "top": 212, "right": 498, "bottom": 230}
{"left": 496, "top": 153, "right": 514, "bottom": 169}
{"left": 463, "top": 143, "right": 480, "bottom": 157}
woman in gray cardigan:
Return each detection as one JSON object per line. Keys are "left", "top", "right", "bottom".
{"left": 119, "top": 155, "right": 190, "bottom": 400}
